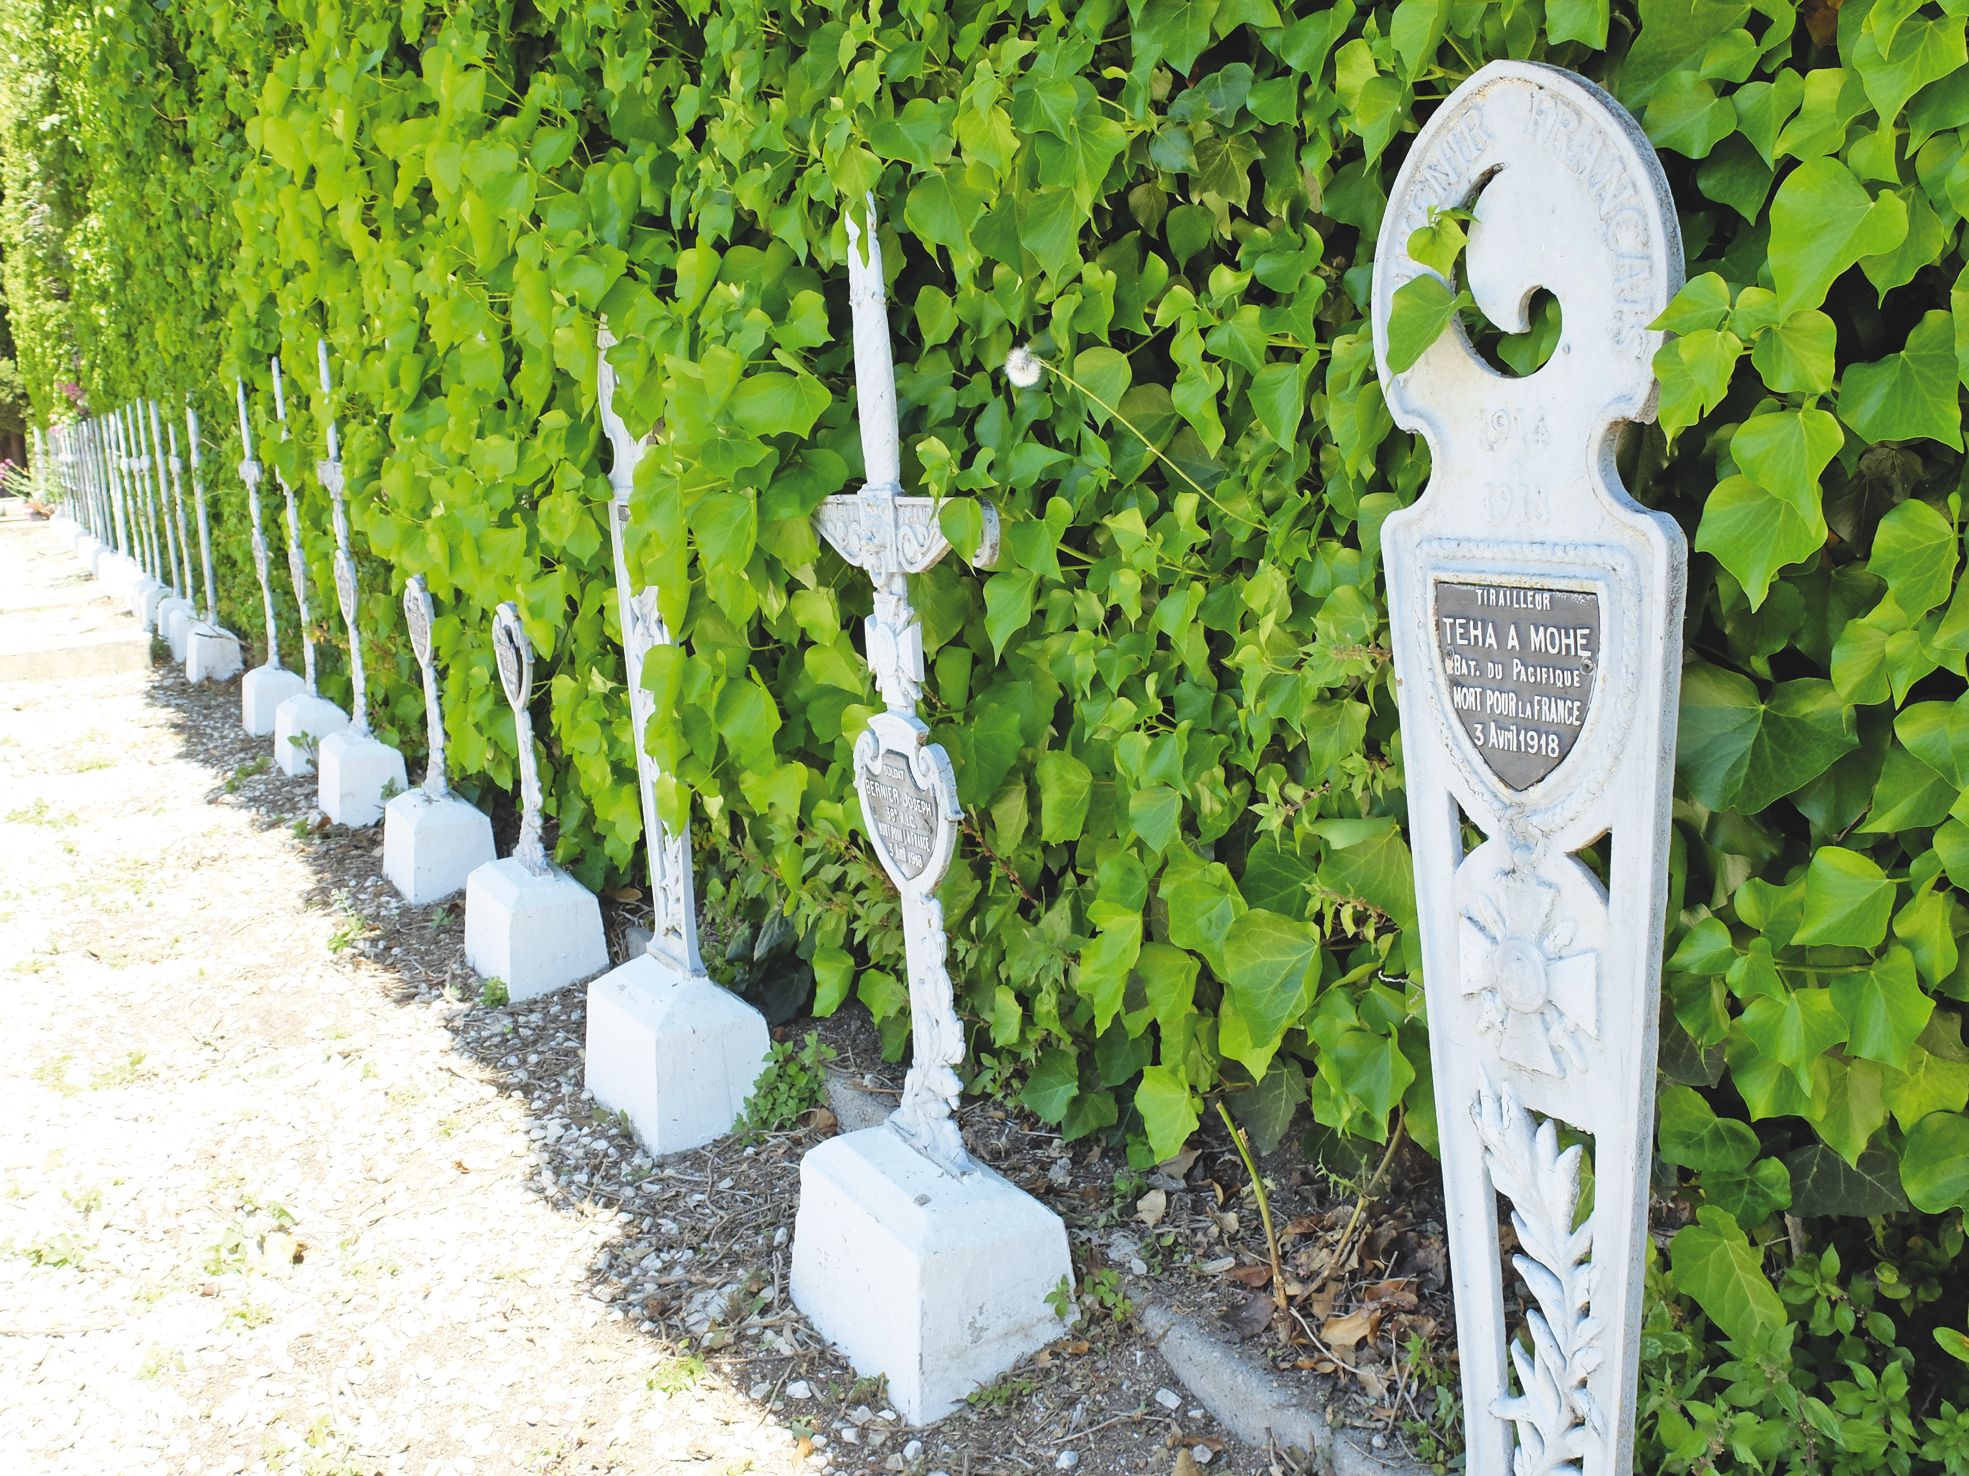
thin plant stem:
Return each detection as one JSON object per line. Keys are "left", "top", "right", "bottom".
{"left": 1216, "top": 1100, "right": 1287, "bottom": 1314}
{"left": 1035, "top": 355, "right": 1264, "bottom": 534}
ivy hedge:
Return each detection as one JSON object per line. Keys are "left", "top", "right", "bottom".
{"left": 4, "top": 0, "right": 1969, "bottom": 1462}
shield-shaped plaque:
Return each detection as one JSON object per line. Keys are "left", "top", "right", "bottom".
{"left": 403, "top": 576, "right": 434, "bottom": 668}
{"left": 492, "top": 602, "right": 532, "bottom": 711}
{"left": 1434, "top": 580, "right": 1600, "bottom": 790}
{"left": 854, "top": 713, "right": 958, "bottom": 892}
{"left": 334, "top": 550, "right": 358, "bottom": 625}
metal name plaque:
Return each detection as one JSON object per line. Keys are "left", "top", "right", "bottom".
{"left": 1435, "top": 581, "right": 1599, "bottom": 789}
{"left": 859, "top": 748, "right": 943, "bottom": 885}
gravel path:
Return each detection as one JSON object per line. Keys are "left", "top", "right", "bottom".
{"left": 0, "top": 507, "right": 805, "bottom": 1475}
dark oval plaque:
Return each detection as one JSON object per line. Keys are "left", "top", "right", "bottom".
{"left": 859, "top": 748, "right": 942, "bottom": 886}
{"left": 1435, "top": 581, "right": 1599, "bottom": 790}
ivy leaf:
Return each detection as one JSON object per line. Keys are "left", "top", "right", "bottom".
{"left": 728, "top": 371, "right": 827, "bottom": 438}
{"left": 1737, "top": 986, "right": 1846, "bottom": 1092}
{"left": 1695, "top": 475, "right": 1825, "bottom": 607}
{"left": 1405, "top": 211, "right": 1468, "bottom": 279}
{"left": 1035, "top": 750, "right": 1092, "bottom": 842}
{"left": 1384, "top": 274, "right": 1465, "bottom": 374}
{"left": 1135, "top": 1063, "right": 1201, "bottom": 1161}
{"left": 1652, "top": 271, "right": 1733, "bottom": 334}
{"left": 1901, "top": 1111, "right": 1969, "bottom": 1212}
{"left": 1678, "top": 667, "right": 1859, "bottom": 812}
{"left": 1794, "top": 846, "right": 1896, "bottom": 948}
{"left": 1228, "top": 1059, "right": 1307, "bottom": 1155}
{"left": 1654, "top": 328, "right": 1743, "bottom": 442}
{"left": 1768, "top": 157, "right": 1908, "bottom": 315}
{"left": 1749, "top": 308, "right": 1837, "bottom": 395}
{"left": 1221, "top": 910, "right": 1321, "bottom": 1076}
{"left": 1865, "top": 497, "right": 1961, "bottom": 615}
{"left": 1840, "top": 311, "right": 1965, "bottom": 450}
{"left": 1668, "top": 1206, "right": 1785, "bottom": 1343}
{"left": 1131, "top": 0, "right": 1222, "bottom": 74}
{"left": 1658, "top": 1083, "right": 1760, "bottom": 1172}
{"left": 1831, "top": 946, "right": 1933, "bottom": 1068}
{"left": 692, "top": 490, "right": 756, "bottom": 571}
{"left": 1781, "top": 1142, "right": 1910, "bottom": 1217}
{"left": 1731, "top": 407, "right": 1843, "bottom": 510}
{"left": 1021, "top": 1045, "right": 1079, "bottom": 1123}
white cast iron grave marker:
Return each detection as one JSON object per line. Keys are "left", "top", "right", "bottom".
{"left": 583, "top": 322, "right": 770, "bottom": 1156}
{"left": 463, "top": 602, "right": 609, "bottom": 1000}
{"left": 788, "top": 198, "right": 1070, "bottom": 1427}
{"left": 234, "top": 379, "right": 307, "bottom": 732}
{"left": 382, "top": 575, "right": 495, "bottom": 904}
{"left": 123, "top": 405, "right": 168, "bottom": 627}
{"left": 267, "top": 353, "right": 351, "bottom": 776}
{"left": 156, "top": 402, "right": 200, "bottom": 661}
{"left": 311, "top": 340, "right": 408, "bottom": 826}
{"left": 1370, "top": 61, "right": 1685, "bottom": 1476}
{"left": 182, "top": 401, "right": 245, "bottom": 684}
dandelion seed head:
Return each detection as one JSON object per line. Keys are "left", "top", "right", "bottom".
{"left": 1004, "top": 346, "right": 1043, "bottom": 388}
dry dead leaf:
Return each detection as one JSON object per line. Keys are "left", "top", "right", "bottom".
{"left": 1136, "top": 1187, "right": 1168, "bottom": 1227}
{"left": 1172, "top": 1451, "right": 1204, "bottom": 1476}
{"left": 1157, "top": 1146, "right": 1201, "bottom": 1179}
{"left": 1225, "top": 1263, "right": 1272, "bottom": 1289}
{"left": 1320, "top": 1307, "right": 1377, "bottom": 1349}
{"left": 805, "top": 1106, "right": 838, "bottom": 1134}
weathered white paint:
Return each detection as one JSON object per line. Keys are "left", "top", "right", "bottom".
{"left": 583, "top": 323, "right": 768, "bottom": 1154}
{"left": 316, "top": 729, "right": 408, "bottom": 828}
{"left": 789, "top": 1126, "right": 1070, "bottom": 1426}
{"left": 312, "top": 343, "right": 405, "bottom": 822}
{"left": 1370, "top": 62, "right": 1684, "bottom": 1476}
{"left": 462, "top": 857, "right": 609, "bottom": 1002}
{"left": 791, "top": 199, "right": 1064, "bottom": 1426}
{"left": 241, "top": 664, "right": 305, "bottom": 737}
{"left": 235, "top": 378, "right": 294, "bottom": 724}
{"left": 382, "top": 787, "right": 494, "bottom": 906}
{"left": 271, "top": 690, "right": 350, "bottom": 778}
{"left": 384, "top": 576, "right": 495, "bottom": 904}
{"left": 462, "top": 603, "right": 608, "bottom": 999}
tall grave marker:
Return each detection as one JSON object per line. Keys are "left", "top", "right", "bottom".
{"left": 463, "top": 603, "right": 609, "bottom": 999}
{"left": 383, "top": 575, "right": 495, "bottom": 904}
{"left": 584, "top": 324, "right": 770, "bottom": 1154}
{"left": 789, "top": 200, "right": 1069, "bottom": 1426}
{"left": 1370, "top": 62, "right": 1684, "bottom": 1476}
{"left": 267, "top": 352, "right": 352, "bottom": 777}
{"left": 235, "top": 379, "right": 307, "bottom": 732}
{"left": 183, "top": 401, "right": 245, "bottom": 684}
{"left": 155, "top": 403, "right": 201, "bottom": 660}
{"left": 310, "top": 340, "right": 409, "bottom": 825}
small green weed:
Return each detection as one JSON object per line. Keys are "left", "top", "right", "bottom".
{"left": 228, "top": 1299, "right": 275, "bottom": 1328}
{"left": 480, "top": 976, "right": 509, "bottom": 1008}
{"left": 966, "top": 1370, "right": 1037, "bottom": 1410}
{"left": 90, "top": 1050, "right": 148, "bottom": 1089}
{"left": 649, "top": 1352, "right": 706, "bottom": 1395}
{"left": 734, "top": 1030, "right": 835, "bottom": 1141}
{"left": 5, "top": 798, "right": 76, "bottom": 827}
{"left": 224, "top": 756, "right": 270, "bottom": 793}
{"left": 137, "top": 1346, "right": 184, "bottom": 1381}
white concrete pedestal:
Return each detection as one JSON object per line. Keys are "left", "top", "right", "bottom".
{"left": 789, "top": 1126, "right": 1071, "bottom": 1425}
{"left": 463, "top": 856, "right": 609, "bottom": 1001}
{"left": 185, "top": 624, "right": 244, "bottom": 684}
{"left": 382, "top": 789, "right": 495, "bottom": 905}
{"left": 585, "top": 955, "right": 770, "bottom": 1155}
{"left": 159, "top": 598, "right": 197, "bottom": 661}
{"left": 271, "top": 691, "right": 350, "bottom": 777}
{"left": 132, "top": 577, "right": 165, "bottom": 627}
{"left": 241, "top": 664, "right": 306, "bottom": 735}
{"left": 317, "top": 729, "right": 408, "bottom": 827}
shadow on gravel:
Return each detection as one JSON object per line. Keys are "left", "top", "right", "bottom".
{"left": 127, "top": 661, "right": 1289, "bottom": 1476}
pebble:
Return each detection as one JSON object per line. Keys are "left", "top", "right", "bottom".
{"left": 1056, "top": 1452, "right": 1080, "bottom": 1469}
{"left": 1154, "top": 1387, "right": 1182, "bottom": 1411}
{"left": 902, "top": 1439, "right": 924, "bottom": 1461}
{"left": 1191, "top": 1447, "right": 1214, "bottom": 1465}
{"left": 785, "top": 1380, "right": 813, "bottom": 1400}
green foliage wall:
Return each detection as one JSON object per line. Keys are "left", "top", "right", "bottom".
{"left": 4, "top": 0, "right": 1969, "bottom": 1456}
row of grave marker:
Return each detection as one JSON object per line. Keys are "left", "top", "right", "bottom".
{"left": 43, "top": 64, "right": 1686, "bottom": 1471}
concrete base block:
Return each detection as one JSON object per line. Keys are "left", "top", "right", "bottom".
{"left": 185, "top": 624, "right": 243, "bottom": 684}
{"left": 317, "top": 729, "right": 408, "bottom": 828}
{"left": 132, "top": 578, "right": 166, "bottom": 627}
{"left": 241, "top": 664, "right": 306, "bottom": 735}
{"left": 585, "top": 955, "right": 770, "bottom": 1155}
{"left": 382, "top": 789, "right": 495, "bottom": 905}
{"left": 464, "top": 856, "right": 609, "bottom": 1002}
{"left": 86, "top": 544, "right": 110, "bottom": 580}
{"left": 271, "top": 691, "right": 350, "bottom": 777}
{"left": 790, "top": 1126, "right": 1072, "bottom": 1425}
{"left": 159, "top": 597, "right": 197, "bottom": 661}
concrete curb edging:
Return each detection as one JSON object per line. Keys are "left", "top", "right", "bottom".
{"left": 1136, "top": 1298, "right": 1428, "bottom": 1476}
{"left": 821, "top": 1067, "right": 1432, "bottom": 1474}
